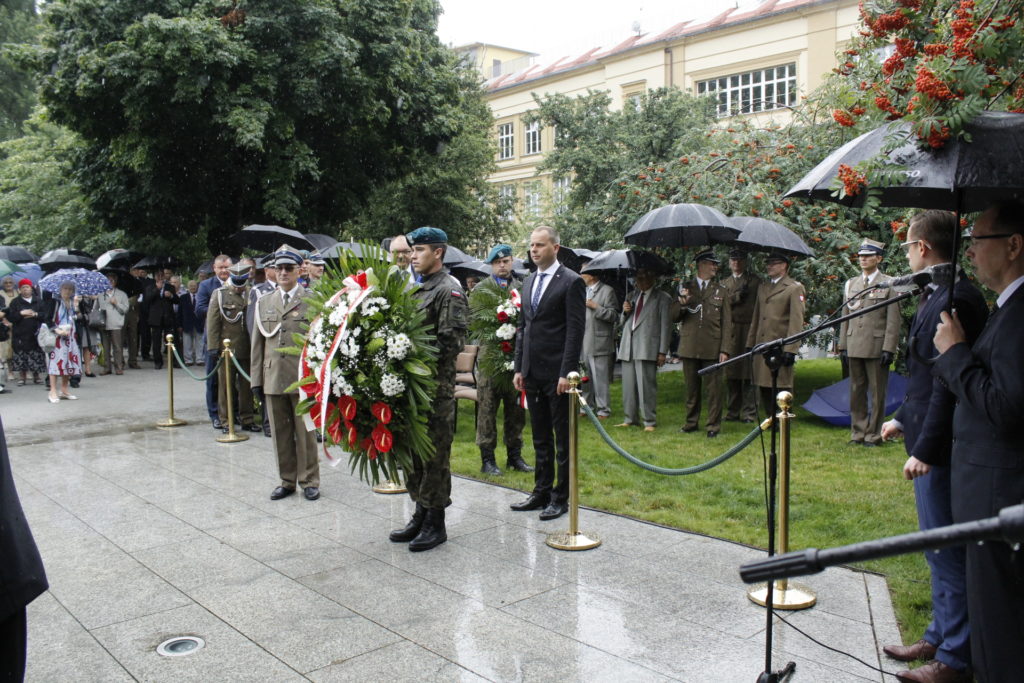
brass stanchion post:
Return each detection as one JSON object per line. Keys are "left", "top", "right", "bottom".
{"left": 156, "top": 334, "right": 186, "bottom": 428}
{"left": 748, "top": 391, "right": 816, "bottom": 609}
{"left": 546, "top": 371, "right": 601, "bottom": 551}
{"left": 216, "top": 339, "right": 249, "bottom": 443}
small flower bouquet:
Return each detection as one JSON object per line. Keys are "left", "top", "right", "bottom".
{"left": 291, "top": 246, "right": 439, "bottom": 485}
{"left": 468, "top": 283, "right": 521, "bottom": 393}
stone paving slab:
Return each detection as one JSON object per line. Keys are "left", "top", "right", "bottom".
{"left": 2, "top": 368, "right": 902, "bottom": 682}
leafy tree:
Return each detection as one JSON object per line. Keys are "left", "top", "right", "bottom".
{"left": 0, "top": 0, "right": 40, "bottom": 140}
{"left": 36, "top": 0, "right": 498, "bottom": 254}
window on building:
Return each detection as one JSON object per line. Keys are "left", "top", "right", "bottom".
{"left": 524, "top": 182, "right": 542, "bottom": 217}
{"left": 553, "top": 176, "right": 571, "bottom": 214}
{"left": 696, "top": 63, "right": 797, "bottom": 117}
{"left": 492, "top": 58, "right": 502, "bottom": 78}
{"left": 524, "top": 120, "right": 542, "bottom": 155}
{"left": 497, "top": 122, "right": 514, "bottom": 160}
{"left": 498, "top": 183, "right": 516, "bottom": 221}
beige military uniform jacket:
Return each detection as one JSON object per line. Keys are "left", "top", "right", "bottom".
{"left": 838, "top": 272, "right": 901, "bottom": 358}
{"left": 206, "top": 286, "right": 251, "bottom": 360}
{"left": 722, "top": 272, "right": 761, "bottom": 358}
{"left": 675, "top": 278, "right": 733, "bottom": 360}
{"left": 250, "top": 286, "right": 311, "bottom": 395}
{"left": 746, "top": 275, "right": 806, "bottom": 387}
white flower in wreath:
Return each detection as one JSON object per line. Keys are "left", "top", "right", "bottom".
{"left": 328, "top": 305, "right": 347, "bottom": 327}
{"left": 386, "top": 333, "right": 412, "bottom": 360}
{"left": 495, "top": 323, "right": 517, "bottom": 341}
{"left": 505, "top": 360, "right": 515, "bottom": 371}
{"left": 380, "top": 373, "right": 406, "bottom": 397}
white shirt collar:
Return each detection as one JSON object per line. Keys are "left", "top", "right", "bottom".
{"left": 771, "top": 277, "right": 782, "bottom": 285}
{"left": 280, "top": 284, "right": 301, "bottom": 298}
{"left": 863, "top": 270, "right": 879, "bottom": 284}
{"left": 537, "top": 261, "right": 560, "bottom": 278}
{"left": 997, "top": 274, "right": 1024, "bottom": 308}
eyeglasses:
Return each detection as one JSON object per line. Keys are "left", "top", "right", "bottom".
{"left": 899, "top": 240, "right": 921, "bottom": 253}
{"left": 962, "top": 231, "right": 1016, "bottom": 244}
{"left": 277, "top": 264, "right": 297, "bottom": 272}
{"left": 390, "top": 249, "right": 412, "bottom": 255}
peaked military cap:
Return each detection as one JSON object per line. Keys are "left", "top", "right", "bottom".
{"left": 857, "top": 238, "right": 886, "bottom": 255}
{"left": 272, "top": 244, "right": 304, "bottom": 267}
{"left": 694, "top": 250, "right": 720, "bottom": 264}
{"left": 728, "top": 249, "right": 747, "bottom": 259}
{"left": 307, "top": 251, "right": 326, "bottom": 266}
{"left": 406, "top": 226, "right": 448, "bottom": 245}
{"left": 485, "top": 244, "right": 513, "bottom": 263}
{"left": 764, "top": 251, "right": 791, "bottom": 264}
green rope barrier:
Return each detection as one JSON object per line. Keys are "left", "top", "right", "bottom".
{"left": 170, "top": 345, "right": 222, "bottom": 381}
{"left": 580, "top": 400, "right": 769, "bottom": 476}
{"left": 230, "top": 352, "right": 252, "bottom": 383}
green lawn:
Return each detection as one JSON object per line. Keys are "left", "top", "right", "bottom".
{"left": 449, "top": 358, "right": 929, "bottom": 642}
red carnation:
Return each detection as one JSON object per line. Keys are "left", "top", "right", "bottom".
{"left": 500, "top": 340, "right": 513, "bottom": 353}
{"left": 497, "top": 311, "right": 510, "bottom": 323}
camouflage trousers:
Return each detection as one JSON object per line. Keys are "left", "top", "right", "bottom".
{"left": 474, "top": 372, "right": 525, "bottom": 455}
{"left": 407, "top": 394, "right": 455, "bottom": 510}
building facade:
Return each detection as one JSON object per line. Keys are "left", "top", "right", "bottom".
{"left": 457, "top": 0, "right": 860, "bottom": 222}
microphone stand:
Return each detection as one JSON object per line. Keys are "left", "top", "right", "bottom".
{"left": 696, "top": 287, "right": 918, "bottom": 683}
{"left": 740, "top": 504, "right": 1024, "bottom": 583}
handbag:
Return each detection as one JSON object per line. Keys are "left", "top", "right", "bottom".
{"left": 88, "top": 304, "right": 106, "bottom": 329}
{"left": 37, "top": 323, "right": 57, "bottom": 352}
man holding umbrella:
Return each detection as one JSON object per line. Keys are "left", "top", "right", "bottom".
{"left": 838, "top": 238, "right": 902, "bottom": 447}
{"left": 745, "top": 252, "right": 805, "bottom": 411}
{"left": 722, "top": 250, "right": 761, "bottom": 423}
{"left": 471, "top": 244, "right": 531, "bottom": 476}
{"left": 676, "top": 250, "right": 732, "bottom": 437}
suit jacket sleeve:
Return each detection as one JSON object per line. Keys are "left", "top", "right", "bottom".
{"left": 782, "top": 283, "right": 805, "bottom": 354}
{"left": 195, "top": 280, "right": 212, "bottom": 317}
{"left": 933, "top": 333, "right": 1024, "bottom": 434}
{"left": 513, "top": 274, "right": 531, "bottom": 374}
{"left": 593, "top": 286, "right": 619, "bottom": 322}
{"left": 559, "top": 276, "right": 586, "bottom": 378}
{"left": 882, "top": 289, "right": 901, "bottom": 354}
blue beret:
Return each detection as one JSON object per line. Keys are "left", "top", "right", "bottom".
{"left": 406, "top": 226, "right": 448, "bottom": 246}
{"left": 272, "top": 245, "right": 304, "bottom": 267}
{"left": 485, "top": 244, "right": 513, "bottom": 264}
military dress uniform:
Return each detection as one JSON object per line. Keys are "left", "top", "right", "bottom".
{"left": 250, "top": 248, "right": 319, "bottom": 500}
{"left": 248, "top": 262, "right": 277, "bottom": 437}
{"left": 390, "top": 227, "right": 467, "bottom": 552}
{"left": 839, "top": 245, "right": 901, "bottom": 446}
{"left": 206, "top": 272, "right": 256, "bottom": 430}
{"left": 722, "top": 263, "right": 761, "bottom": 421}
{"left": 472, "top": 266, "right": 528, "bottom": 475}
{"left": 746, "top": 267, "right": 806, "bottom": 408}
{"left": 676, "top": 268, "right": 733, "bottom": 436}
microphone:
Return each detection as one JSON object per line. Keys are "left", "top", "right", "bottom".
{"left": 874, "top": 264, "right": 953, "bottom": 292}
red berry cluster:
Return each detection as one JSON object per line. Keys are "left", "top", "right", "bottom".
{"left": 832, "top": 109, "right": 857, "bottom": 127}
{"left": 837, "top": 164, "right": 867, "bottom": 197}
{"left": 914, "top": 65, "right": 957, "bottom": 101}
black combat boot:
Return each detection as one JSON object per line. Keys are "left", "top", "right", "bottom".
{"left": 480, "top": 449, "right": 502, "bottom": 475}
{"left": 389, "top": 503, "right": 425, "bottom": 542}
{"left": 409, "top": 508, "right": 447, "bottom": 552}
{"left": 506, "top": 449, "right": 534, "bottom": 472}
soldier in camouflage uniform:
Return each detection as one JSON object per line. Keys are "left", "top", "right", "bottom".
{"left": 722, "top": 250, "right": 761, "bottom": 423}
{"left": 389, "top": 227, "right": 468, "bottom": 552}
{"left": 206, "top": 263, "right": 257, "bottom": 432}
{"left": 472, "top": 244, "right": 531, "bottom": 476}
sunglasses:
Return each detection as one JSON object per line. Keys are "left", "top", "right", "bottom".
{"left": 277, "top": 264, "right": 297, "bottom": 272}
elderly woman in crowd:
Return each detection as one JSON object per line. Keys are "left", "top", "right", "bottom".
{"left": 42, "top": 281, "right": 83, "bottom": 403}
{"left": 6, "top": 279, "right": 46, "bottom": 386}
{"left": 97, "top": 272, "right": 128, "bottom": 375}
{"left": 0, "top": 276, "right": 16, "bottom": 362}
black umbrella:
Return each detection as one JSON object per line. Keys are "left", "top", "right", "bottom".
{"left": 785, "top": 110, "right": 1024, "bottom": 311}
{"left": 450, "top": 259, "right": 491, "bottom": 279}
{"left": 442, "top": 245, "right": 474, "bottom": 267}
{"left": 0, "top": 246, "right": 37, "bottom": 263}
{"left": 304, "top": 233, "right": 340, "bottom": 251}
{"left": 624, "top": 203, "right": 739, "bottom": 248}
{"left": 133, "top": 255, "right": 180, "bottom": 271}
{"left": 195, "top": 259, "right": 215, "bottom": 276}
{"left": 581, "top": 249, "right": 631, "bottom": 274}
{"left": 784, "top": 111, "right": 1024, "bottom": 212}
{"left": 231, "top": 224, "right": 315, "bottom": 252}
{"left": 38, "top": 248, "right": 96, "bottom": 273}
{"left": 524, "top": 245, "right": 586, "bottom": 273}
{"left": 96, "top": 249, "right": 146, "bottom": 272}
{"left": 728, "top": 216, "right": 814, "bottom": 258}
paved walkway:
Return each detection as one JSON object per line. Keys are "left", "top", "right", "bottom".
{"left": 4, "top": 367, "right": 900, "bottom": 682}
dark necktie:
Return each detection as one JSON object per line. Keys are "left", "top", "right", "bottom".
{"left": 633, "top": 292, "right": 645, "bottom": 328}
{"left": 919, "top": 287, "right": 932, "bottom": 308}
{"left": 532, "top": 273, "right": 547, "bottom": 310}
{"left": 282, "top": 291, "right": 290, "bottom": 307}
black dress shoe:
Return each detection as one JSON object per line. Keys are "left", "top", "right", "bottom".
{"left": 212, "top": 419, "right": 224, "bottom": 430}
{"left": 270, "top": 486, "right": 295, "bottom": 500}
{"left": 679, "top": 425, "right": 697, "bottom": 433}
{"left": 303, "top": 486, "right": 320, "bottom": 501}
{"left": 539, "top": 502, "right": 568, "bottom": 521}
{"left": 510, "top": 493, "right": 549, "bottom": 511}
{"left": 244, "top": 424, "right": 261, "bottom": 432}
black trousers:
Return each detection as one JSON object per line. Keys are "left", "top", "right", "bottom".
{"left": 1, "top": 607, "right": 27, "bottom": 682}
{"left": 149, "top": 326, "right": 172, "bottom": 367}
{"left": 525, "top": 376, "right": 570, "bottom": 505}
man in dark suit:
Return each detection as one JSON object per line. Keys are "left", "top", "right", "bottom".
{"left": 933, "top": 201, "right": 1024, "bottom": 683}
{"left": 179, "top": 279, "right": 203, "bottom": 365}
{"left": 143, "top": 268, "right": 179, "bottom": 369}
{"left": 880, "top": 210, "right": 987, "bottom": 683}
{"left": 511, "top": 226, "right": 585, "bottom": 521}
{"left": 196, "top": 254, "right": 233, "bottom": 428}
